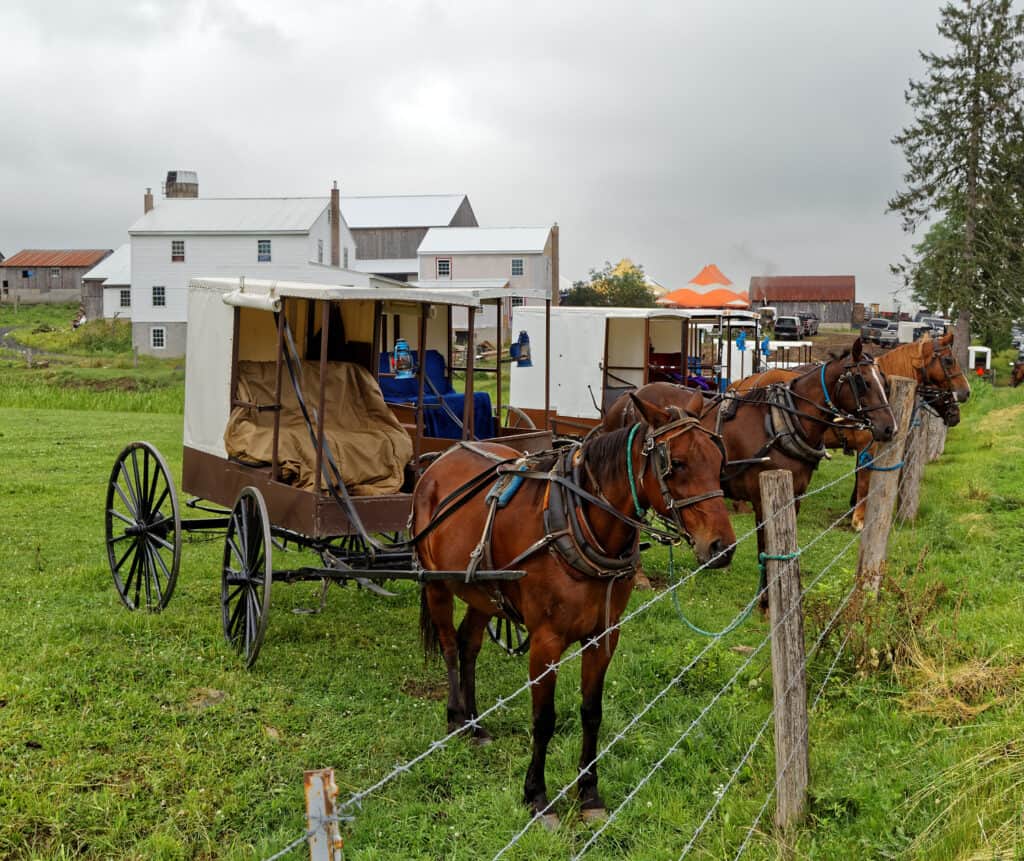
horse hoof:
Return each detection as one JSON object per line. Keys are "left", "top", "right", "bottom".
{"left": 539, "top": 812, "right": 560, "bottom": 831}
{"left": 471, "top": 732, "right": 493, "bottom": 747}
{"left": 581, "top": 807, "right": 608, "bottom": 823}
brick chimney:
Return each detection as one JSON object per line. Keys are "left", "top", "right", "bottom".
{"left": 330, "top": 181, "right": 340, "bottom": 267}
{"left": 550, "top": 222, "right": 559, "bottom": 306}
{"left": 144, "top": 187, "right": 154, "bottom": 214}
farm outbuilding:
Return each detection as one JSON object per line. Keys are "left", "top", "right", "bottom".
{"left": 748, "top": 275, "right": 855, "bottom": 325}
{"left": 1, "top": 249, "right": 112, "bottom": 305}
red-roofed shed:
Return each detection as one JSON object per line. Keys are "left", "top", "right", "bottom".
{"left": 748, "top": 275, "right": 855, "bottom": 325}
{"left": 1, "top": 248, "right": 112, "bottom": 302}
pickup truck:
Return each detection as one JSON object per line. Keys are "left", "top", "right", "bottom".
{"left": 861, "top": 318, "right": 898, "bottom": 347}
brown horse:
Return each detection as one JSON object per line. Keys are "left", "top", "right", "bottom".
{"left": 816, "top": 332, "right": 970, "bottom": 530}
{"left": 605, "top": 339, "right": 895, "bottom": 574}
{"left": 413, "top": 395, "right": 735, "bottom": 824}
{"left": 1012, "top": 361, "right": 1024, "bottom": 387}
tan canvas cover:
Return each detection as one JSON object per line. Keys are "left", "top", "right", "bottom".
{"left": 225, "top": 360, "right": 413, "bottom": 496}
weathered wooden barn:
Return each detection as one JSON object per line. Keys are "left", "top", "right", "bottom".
{"left": 748, "top": 275, "right": 855, "bottom": 325}
{"left": 1, "top": 249, "right": 112, "bottom": 304}
{"left": 344, "top": 195, "right": 477, "bottom": 281}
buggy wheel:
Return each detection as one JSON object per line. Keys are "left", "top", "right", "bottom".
{"left": 105, "top": 441, "right": 181, "bottom": 612}
{"left": 486, "top": 617, "right": 530, "bottom": 656}
{"left": 222, "top": 487, "right": 272, "bottom": 668}
{"left": 504, "top": 406, "right": 536, "bottom": 430}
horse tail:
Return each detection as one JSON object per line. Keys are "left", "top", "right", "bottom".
{"left": 419, "top": 587, "right": 441, "bottom": 658}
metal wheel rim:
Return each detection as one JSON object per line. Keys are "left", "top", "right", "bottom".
{"left": 486, "top": 617, "right": 530, "bottom": 656}
{"left": 105, "top": 441, "right": 181, "bottom": 612}
{"left": 221, "top": 487, "right": 273, "bottom": 668}
{"left": 504, "top": 406, "right": 537, "bottom": 430}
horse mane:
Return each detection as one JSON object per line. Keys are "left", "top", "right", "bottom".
{"left": 583, "top": 423, "right": 639, "bottom": 489}
{"left": 876, "top": 338, "right": 927, "bottom": 378}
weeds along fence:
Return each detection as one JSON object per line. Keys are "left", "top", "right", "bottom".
{"left": 265, "top": 375, "right": 939, "bottom": 860}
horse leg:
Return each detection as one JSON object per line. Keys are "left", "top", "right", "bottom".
{"left": 457, "top": 607, "right": 492, "bottom": 743}
{"left": 577, "top": 628, "right": 619, "bottom": 821}
{"left": 524, "top": 628, "right": 565, "bottom": 827}
{"left": 424, "top": 583, "right": 468, "bottom": 733}
{"left": 851, "top": 457, "right": 871, "bottom": 532}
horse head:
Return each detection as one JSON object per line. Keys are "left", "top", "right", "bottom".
{"left": 627, "top": 394, "right": 735, "bottom": 568}
{"left": 824, "top": 337, "right": 895, "bottom": 442}
{"left": 927, "top": 331, "right": 972, "bottom": 403}
{"left": 1012, "top": 361, "right": 1024, "bottom": 388}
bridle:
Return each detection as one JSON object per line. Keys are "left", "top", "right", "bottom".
{"left": 918, "top": 341, "right": 968, "bottom": 396}
{"left": 625, "top": 411, "right": 726, "bottom": 544}
{"left": 806, "top": 354, "right": 888, "bottom": 427}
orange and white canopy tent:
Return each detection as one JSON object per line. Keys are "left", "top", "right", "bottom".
{"left": 657, "top": 264, "right": 750, "bottom": 309}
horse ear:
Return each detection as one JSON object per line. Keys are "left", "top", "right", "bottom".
{"left": 851, "top": 337, "right": 864, "bottom": 361}
{"left": 684, "top": 389, "right": 705, "bottom": 416}
{"left": 628, "top": 392, "right": 670, "bottom": 426}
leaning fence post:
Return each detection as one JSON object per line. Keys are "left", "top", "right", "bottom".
{"left": 856, "top": 375, "right": 916, "bottom": 593}
{"left": 759, "top": 469, "right": 808, "bottom": 832}
{"left": 304, "top": 768, "right": 344, "bottom": 861}
{"left": 897, "top": 398, "right": 926, "bottom": 522}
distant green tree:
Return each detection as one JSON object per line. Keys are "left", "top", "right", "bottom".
{"left": 889, "top": 0, "right": 1024, "bottom": 359}
{"left": 561, "top": 259, "right": 657, "bottom": 308}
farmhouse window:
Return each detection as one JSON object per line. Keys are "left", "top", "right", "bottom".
{"left": 21, "top": 270, "right": 31, "bottom": 278}
{"left": 120, "top": 289, "right": 131, "bottom": 308}
{"left": 50, "top": 268, "right": 60, "bottom": 279}
{"left": 317, "top": 239, "right": 324, "bottom": 264}
{"left": 511, "top": 258, "right": 524, "bottom": 277}
{"left": 257, "top": 239, "right": 272, "bottom": 262}
{"left": 151, "top": 327, "right": 166, "bottom": 349}
{"left": 436, "top": 257, "right": 452, "bottom": 278}
{"left": 152, "top": 285, "right": 166, "bottom": 307}
{"left": 511, "top": 296, "right": 525, "bottom": 307}
{"left": 171, "top": 240, "right": 185, "bottom": 262}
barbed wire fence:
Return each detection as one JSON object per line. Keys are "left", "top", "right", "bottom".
{"left": 261, "top": 377, "right": 937, "bottom": 860}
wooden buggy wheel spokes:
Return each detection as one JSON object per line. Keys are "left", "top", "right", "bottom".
{"left": 105, "top": 441, "right": 181, "bottom": 612}
{"left": 221, "top": 487, "right": 273, "bottom": 668}
{"left": 504, "top": 406, "right": 537, "bottom": 430}
{"left": 486, "top": 617, "right": 531, "bottom": 657}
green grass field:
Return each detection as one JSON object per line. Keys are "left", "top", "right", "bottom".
{"left": 1, "top": 305, "right": 1023, "bottom": 859}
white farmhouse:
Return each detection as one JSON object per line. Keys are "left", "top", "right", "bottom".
{"left": 415, "top": 226, "right": 557, "bottom": 339}
{"left": 128, "top": 180, "right": 357, "bottom": 356}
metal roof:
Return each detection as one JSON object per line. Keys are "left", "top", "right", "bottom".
{"left": 341, "top": 194, "right": 469, "bottom": 229}
{"left": 352, "top": 258, "right": 419, "bottom": 275}
{"left": 194, "top": 276, "right": 486, "bottom": 309}
{"left": 749, "top": 276, "right": 855, "bottom": 302}
{"left": 82, "top": 243, "right": 131, "bottom": 285}
{"left": 412, "top": 278, "right": 551, "bottom": 302}
{"left": 2, "top": 249, "right": 112, "bottom": 268}
{"left": 128, "top": 197, "right": 329, "bottom": 235}
{"left": 418, "top": 227, "right": 551, "bottom": 255}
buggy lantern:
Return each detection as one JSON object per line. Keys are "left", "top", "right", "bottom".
{"left": 393, "top": 338, "right": 415, "bottom": 379}
{"left": 509, "top": 330, "right": 533, "bottom": 367}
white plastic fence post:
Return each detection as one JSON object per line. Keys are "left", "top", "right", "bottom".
{"left": 304, "top": 768, "right": 344, "bottom": 861}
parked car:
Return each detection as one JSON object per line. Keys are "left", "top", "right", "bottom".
{"left": 774, "top": 316, "right": 802, "bottom": 341}
{"left": 797, "top": 312, "right": 819, "bottom": 337}
{"left": 921, "top": 316, "right": 950, "bottom": 336}
{"left": 861, "top": 318, "right": 899, "bottom": 346}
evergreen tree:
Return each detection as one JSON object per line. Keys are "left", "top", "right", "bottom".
{"left": 889, "top": 0, "right": 1024, "bottom": 361}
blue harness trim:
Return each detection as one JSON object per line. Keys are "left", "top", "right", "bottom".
{"left": 857, "top": 449, "right": 904, "bottom": 472}
{"left": 486, "top": 466, "right": 528, "bottom": 509}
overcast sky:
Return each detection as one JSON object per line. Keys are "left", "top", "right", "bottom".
{"left": 0, "top": 0, "right": 949, "bottom": 306}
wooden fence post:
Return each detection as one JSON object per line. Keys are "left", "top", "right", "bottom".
{"left": 759, "top": 469, "right": 808, "bottom": 832}
{"left": 927, "top": 411, "right": 947, "bottom": 462}
{"left": 897, "top": 399, "right": 926, "bottom": 522}
{"left": 856, "top": 376, "right": 916, "bottom": 593}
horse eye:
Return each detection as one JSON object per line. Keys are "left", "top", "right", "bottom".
{"left": 671, "top": 459, "right": 686, "bottom": 471}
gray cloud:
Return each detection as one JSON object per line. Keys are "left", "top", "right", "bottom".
{"left": 0, "top": 0, "right": 945, "bottom": 304}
